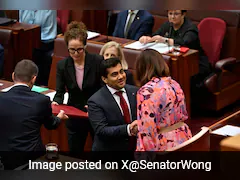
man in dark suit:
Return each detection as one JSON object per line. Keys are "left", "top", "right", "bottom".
{"left": 112, "top": 10, "right": 154, "bottom": 40}
{"left": 88, "top": 58, "right": 139, "bottom": 154}
{"left": 0, "top": 60, "right": 68, "bottom": 168}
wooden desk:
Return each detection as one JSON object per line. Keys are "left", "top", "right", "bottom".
{"left": 220, "top": 134, "right": 240, "bottom": 151}
{"left": 0, "top": 80, "right": 92, "bottom": 152}
{"left": 209, "top": 110, "right": 240, "bottom": 150}
{"left": 0, "top": 22, "right": 41, "bottom": 80}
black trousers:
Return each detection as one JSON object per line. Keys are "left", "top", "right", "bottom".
{"left": 33, "top": 40, "right": 54, "bottom": 86}
{"left": 65, "top": 117, "right": 94, "bottom": 157}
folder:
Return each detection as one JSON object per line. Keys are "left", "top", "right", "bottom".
{"left": 51, "top": 104, "right": 88, "bottom": 118}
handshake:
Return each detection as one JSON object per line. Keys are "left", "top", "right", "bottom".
{"left": 129, "top": 120, "right": 139, "bottom": 136}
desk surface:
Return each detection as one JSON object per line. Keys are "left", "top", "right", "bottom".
{"left": 0, "top": 22, "right": 39, "bottom": 31}
{"left": 209, "top": 110, "right": 240, "bottom": 150}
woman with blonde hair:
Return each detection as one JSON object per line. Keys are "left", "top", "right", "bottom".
{"left": 100, "top": 41, "right": 134, "bottom": 85}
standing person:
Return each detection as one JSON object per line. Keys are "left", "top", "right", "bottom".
{"left": 19, "top": 10, "right": 57, "bottom": 86}
{"left": 52, "top": 21, "right": 103, "bottom": 155}
{"left": 113, "top": 10, "right": 154, "bottom": 40}
{"left": 0, "top": 59, "right": 68, "bottom": 169}
{"left": 99, "top": 41, "right": 134, "bottom": 85}
{"left": 88, "top": 58, "right": 139, "bottom": 152}
{"left": 135, "top": 49, "right": 192, "bottom": 151}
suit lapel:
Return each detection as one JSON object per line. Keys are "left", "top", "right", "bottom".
{"left": 125, "top": 86, "right": 137, "bottom": 121}
{"left": 103, "top": 86, "right": 125, "bottom": 122}
{"left": 82, "top": 51, "right": 91, "bottom": 89}
{"left": 121, "top": 11, "right": 129, "bottom": 37}
{"left": 66, "top": 57, "right": 78, "bottom": 88}
{"left": 128, "top": 10, "right": 143, "bottom": 38}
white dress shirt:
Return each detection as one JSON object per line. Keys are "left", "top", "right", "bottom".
{"left": 106, "top": 85, "right": 132, "bottom": 136}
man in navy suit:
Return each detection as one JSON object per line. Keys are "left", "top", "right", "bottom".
{"left": 112, "top": 10, "right": 154, "bottom": 40}
{"left": 88, "top": 58, "right": 139, "bottom": 154}
{"left": 0, "top": 60, "right": 68, "bottom": 169}
{"left": 0, "top": 59, "right": 69, "bottom": 151}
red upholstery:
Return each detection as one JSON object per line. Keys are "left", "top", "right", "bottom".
{"left": 194, "top": 17, "right": 240, "bottom": 111}
{"left": 57, "top": 10, "right": 70, "bottom": 34}
{"left": 198, "top": 17, "right": 226, "bottom": 66}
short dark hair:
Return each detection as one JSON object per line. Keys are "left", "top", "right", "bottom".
{"left": 14, "top": 59, "right": 38, "bottom": 83}
{"left": 100, "top": 58, "right": 122, "bottom": 78}
{"left": 135, "top": 49, "right": 170, "bottom": 86}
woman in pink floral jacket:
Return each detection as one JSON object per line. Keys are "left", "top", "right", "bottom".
{"left": 135, "top": 49, "right": 192, "bottom": 151}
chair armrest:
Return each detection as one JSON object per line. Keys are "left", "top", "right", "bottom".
{"left": 215, "top": 57, "right": 237, "bottom": 71}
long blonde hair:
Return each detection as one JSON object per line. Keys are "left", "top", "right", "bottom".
{"left": 99, "top": 41, "right": 128, "bottom": 70}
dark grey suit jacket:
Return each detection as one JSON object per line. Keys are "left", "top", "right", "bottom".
{"left": 87, "top": 84, "right": 139, "bottom": 151}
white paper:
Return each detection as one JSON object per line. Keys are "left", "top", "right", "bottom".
{"left": 124, "top": 41, "right": 157, "bottom": 50}
{"left": 211, "top": 125, "right": 240, "bottom": 136}
{"left": 124, "top": 41, "right": 173, "bottom": 53}
{"left": 148, "top": 43, "right": 174, "bottom": 54}
{"left": 87, "top": 31, "right": 100, "bottom": 39}
{"left": 45, "top": 91, "right": 69, "bottom": 104}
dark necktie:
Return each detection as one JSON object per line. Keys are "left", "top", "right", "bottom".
{"left": 115, "top": 91, "right": 136, "bottom": 151}
{"left": 124, "top": 11, "right": 134, "bottom": 38}
{"left": 115, "top": 91, "right": 131, "bottom": 124}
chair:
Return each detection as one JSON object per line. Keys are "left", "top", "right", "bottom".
{"left": 196, "top": 17, "right": 240, "bottom": 111}
{"left": 57, "top": 10, "right": 70, "bottom": 34}
{"left": 166, "top": 127, "right": 210, "bottom": 151}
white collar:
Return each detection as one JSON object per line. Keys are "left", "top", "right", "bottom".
{"left": 106, "top": 85, "right": 126, "bottom": 95}
{"left": 12, "top": 83, "right": 29, "bottom": 88}
{"left": 128, "top": 10, "right": 139, "bottom": 15}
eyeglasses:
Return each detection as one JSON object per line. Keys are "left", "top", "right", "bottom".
{"left": 68, "top": 47, "right": 84, "bottom": 54}
{"left": 168, "top": 12, "right": 181, "bottom": 16}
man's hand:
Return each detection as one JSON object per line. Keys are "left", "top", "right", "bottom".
{"left": 57, "top": 110, "right": 69, "bottom": 120}
{"left": 52, "top": 101, "right": 59, "bottom": 105}
{"left": 129, "top": 120, "right": 139, "bottom": 136}
{"left": 139, "top": 36, "right": 152, "bottom": 44}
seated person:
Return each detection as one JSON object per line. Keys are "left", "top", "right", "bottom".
{"left": 0, "top": 60, "right": 68, "bottom": 169}
{"left": 0, "top": 44, "right": 4, "bottom": 77}
{"left": 19, "top": 10, "right": 57, "bottom": 86}
{"left": 113, "top": 10, "right": 154, "bottom": 40}
{"left": 139, "top": 10, "right": 211, "bottom": 78}
{"left": 135, "top": 49, "right": 192, "bottom": 151}
{"left": 99, "top": 41, "right": 134, "bottom": 85}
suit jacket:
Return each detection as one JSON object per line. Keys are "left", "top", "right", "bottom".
{"left": 53, "top": 51, "right": 104, "bottom": 111}
{"left": 113, "top": 10, "right": 154, "bottom": 40}
{"left": 88, "top": 84, "right": 139, "bottom": 151}
{"left": 0, "top": 85, "right": 60, "bottom": 152}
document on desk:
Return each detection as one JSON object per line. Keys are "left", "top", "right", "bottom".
{"left": 1, "top": 85, "right": 49, "bottom": 93}
{"left": 87, "top": 31, "right": 100, "bottom": 39}
{"left": 211, "top": 125, "right": 240, "bottom": 136}
{"left": 45, "top": 91, "right": 69, "bottom": 104}
{"left": 124, "top": 41, "right": 173, "bottom": 53}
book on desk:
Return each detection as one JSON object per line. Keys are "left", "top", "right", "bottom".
{"left": 124, "top": 41, "right": 189, "bottom": 54}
